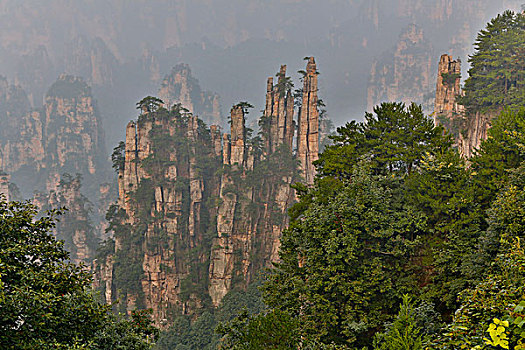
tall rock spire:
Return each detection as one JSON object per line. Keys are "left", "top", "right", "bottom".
{"left": 229, "top": 105, "right": 246, "bottom": 167}
{"left": 263, "top": 65, "right": 294, "bottom": 153}
{"left": 0, "top": 173, "right": 11, "bottom": 202}
{"left": 434, "top": 54, "right": 463, "bottom": 125}
{"left": 297, "top": 57, "right": 319, "bottom": 184}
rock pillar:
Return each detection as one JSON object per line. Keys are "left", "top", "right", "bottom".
{"left": 263, "top": 66, "right": 294, "bottom": 153}
{"left": 297, "top": 57, "right": 319, "bottom": 184}
{"left": 434, "top": 54, "right": 463, "bottom": 125}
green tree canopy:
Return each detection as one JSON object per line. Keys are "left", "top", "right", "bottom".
{"left": 458, "top": 10, "right": 525, "bottom": 113}
{"left": 317, "top": 102, "right": 451, "bottom": 179}
{"left": 0, "top": 198, "right": 157, "bottom": 349}
{"left": 136, "top": 96, "right": 164, "bottom": 113}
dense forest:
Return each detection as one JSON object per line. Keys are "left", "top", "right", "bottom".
{"left": 1, "top": 8, "right": 525, "bottom": 350}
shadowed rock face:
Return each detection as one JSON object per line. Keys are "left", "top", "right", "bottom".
{"left": 0, "top": 74, "right": 107, "bottom": 195}
{"left": 96, "top": 58, "right": 321, "bottom": 323}
{"left": 367, "top": 24, "right": 433, "bottom": 113}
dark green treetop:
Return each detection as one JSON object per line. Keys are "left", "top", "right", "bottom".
{"left": 458, "top": 10, "right": 525, "bottom": 113}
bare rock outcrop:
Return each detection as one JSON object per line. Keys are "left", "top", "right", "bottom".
{"left": 0, "top": 173, "right": 11, "bottom": 201}
{"left": 297, "top": 57, "right": 320, "bottom": 184}
{"left": 263, "top": 66, "right": 295, "bottom": 153}
{"left": 37, "top": 174, "right": 98, "bottom": 265}
{"left": 433, "top": 53, "right": 497, "bottom": 158}
{"left": 434, "top": 54, "right": 463, "bottom": 125}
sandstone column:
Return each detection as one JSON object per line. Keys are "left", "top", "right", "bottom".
{"left": 434, "top": 54, "right": 463, "bottom": 125}
{"left": 0, "top": 173, "right": 10, "bottom": 201}
{"left": 263, "top": 65, "right": 294, "bottom": 154}
{"left": 297, "top": 57, "right": 319, "bottom": 184}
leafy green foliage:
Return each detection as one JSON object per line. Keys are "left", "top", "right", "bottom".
{"left": 0, "top": 198, "right": 157, "bottom": 349}
{"left": 471, "top": 108, "right": 525, "bottom": 207}
{"left": 111, "top": 141, "right": 126, "bottom": 172}
{"left": 137, "top": 96, "right": 164, "bottom": 113}
{"left": 155, "top": 282, "right": 265, "bottom": 350}
{"left": 317, "top": 102, "right": 451, "bottom": 179}
{"left": 373, "top": 295, "right": 425, "bottom": 350}
{"left": 47, "top": 75, "right": 91, "bottom": 99}
{"left": 217, "top": 309, "right": 300, "bottom": 350}
{"left": 265, "top": 161, "right": 427, "bottom": 347}
{"left": 458, "top": 10, "right": 525, "bottom": 113}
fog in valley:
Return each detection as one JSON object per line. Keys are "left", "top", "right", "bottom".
{"left": 0, "top": 0, "right": 521, "bottom": 148}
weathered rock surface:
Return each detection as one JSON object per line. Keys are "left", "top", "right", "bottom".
{"left": 0, "top": 173, "right": 11, "bottom": 201}
{"left": 434, "top": 54, "right": 463, "bottom": 124}
{"left": 433, "top": 53, "right": 498, "bottom": 158}
{"left": 297, "top": 57, "right": 320, "bottom": 184}
{"left": 0, "top": 75, "right": 107, "bottom": 195}
{"left": 98, "top": 58, "right": 321, "bottom": 323}
{"left": 263, "top": 65, "right": 295, "bottom": 153}
{"left": 35, "top": 174, "right": 98, "bottom": 265}
{"left": 0, "top": 75, "right": 111, "bottom": 264}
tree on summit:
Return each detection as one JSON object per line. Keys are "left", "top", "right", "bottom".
{"left": 136, "top": 96, "right": 164, "bottom": 113}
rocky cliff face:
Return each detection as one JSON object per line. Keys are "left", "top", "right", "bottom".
{"left": 0, "top": 74, "right": 107, "bottom": 194}
{"left": 0, "top": 173, "right": 10, "bottom": 201}
{"left": 0, "top": 76, "right": 45, "bottom": 178}
{"left": 262, "top": 65, "right": 295, "bottom": 154}
{"left": 0, "top": 74, "right": 111, "bottom": 263}
{"left": 297, "top": 57, "right": 320, "bottom": 184}
{"left": 434, "top": 54, "right": 463, "bottom": 123}
{"left": 159, "top": 64, "right": 223, "bottom": 126}
{"left": 97, "top": 58, "right": 320, "bottom": 323}
{"left": 433, "top": 54, "right": 468, "bottom": 151}
{"left": 34, "top": 174, "right": 98, "bottom": 265}
{"left": 367, "top": 24, "right": 433, "bottom": 112}
{"left": 432, "top": 53, "right": 497, "bottom": 158}
{"left": 44, "top": 75, "right": 107, "bottom": 191}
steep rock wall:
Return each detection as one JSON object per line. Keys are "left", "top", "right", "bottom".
{"left": 0, "top": 75, "right": 108, "bottom": 195}
{"left": 297, "top": 57, "right": 320, "bottom": 184}
{"left": 98, "top": 58, "right": 321, "bottom": 323}
{"left": 0, "top": 75, "right": 111, "bottom": 264}
{"left": 433, "top": 53, "right": 499, "bottom": 158}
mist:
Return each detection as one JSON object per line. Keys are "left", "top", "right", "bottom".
{"left": 0, "top": 0, "right": 522, "bottom": 147}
